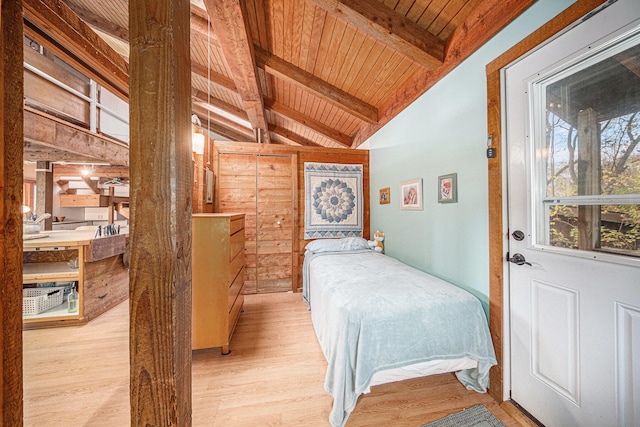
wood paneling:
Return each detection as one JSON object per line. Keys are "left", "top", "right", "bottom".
{"left": 24, "top": 46, "right": 90, "bottom": 125}
{"left": 354, "top": 0, "right": 538, "bottom": 146}
{"left": 83, "top": 254, "right": 128, "bottom": 320}
{"left": 216, "top": 150, "right": 295, "bottom": 294}
{"left": 213, "top": 141, "right": 369, "bottom": 294}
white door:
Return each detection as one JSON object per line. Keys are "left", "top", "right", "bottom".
{"left": 505, "top": 1, "right": 640, "bottom": 426}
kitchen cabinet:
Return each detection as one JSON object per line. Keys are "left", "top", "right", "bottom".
{"left": 22, "top": 230, "right": 128, "bottom": 328}
{"left": 192, "top": 213, "right": 245, "bottom": 354}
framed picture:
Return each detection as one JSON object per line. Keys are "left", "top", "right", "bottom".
{"left": 438, "top": 173, "right": 457, "bottom": 203}
{"left": 400, "top": 179, "right": 422, "bottom": 210}
{"left": 205, "top": 168, "right": 214, "bottom": 204}
{"left": 379, "top": 187, "right": 390, "bottom": 204}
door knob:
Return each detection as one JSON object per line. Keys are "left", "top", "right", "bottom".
{"left": 507, "top": 252, "right": 531, "bottom": 266}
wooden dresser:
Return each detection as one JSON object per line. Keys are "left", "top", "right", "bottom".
{"left": 192, "top": 213, "right": 245, "bottom": 354}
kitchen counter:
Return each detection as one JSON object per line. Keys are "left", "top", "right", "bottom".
{"left": 22, "top": 228, "right": 129, "bottom": 328}
{"left": 23, "top": 228, "right": 129, "bottom": 248}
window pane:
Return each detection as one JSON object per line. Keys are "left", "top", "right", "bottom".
{"left": 545, "top": 43, "right": 640, "bottom": 199}
{"left": 537, "top": 35, "right": 640, "bottom": 257}
{"left": 547, "top": 204, "right": 640, "bottom": 256}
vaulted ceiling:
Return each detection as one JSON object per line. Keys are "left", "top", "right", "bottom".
{"left": 32, "top": 0, "right": 534, "bottom": 149}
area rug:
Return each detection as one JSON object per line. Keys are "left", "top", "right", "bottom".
{"left": 421, "top": 405, "right": 507, "bottom": 427}
{"left": 304, "top": 162, "right": 363, "bottom": 239}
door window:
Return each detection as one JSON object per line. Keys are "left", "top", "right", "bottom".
{"left": 531, "top": 31, "right": 640, "bottom": 258}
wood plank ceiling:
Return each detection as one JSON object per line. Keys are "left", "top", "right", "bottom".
{"left": 52, "top": 0, "right": 529, "bottom": 149}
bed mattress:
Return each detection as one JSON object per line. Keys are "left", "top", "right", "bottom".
{"left": 303, "top": 249, "right": 497, "bottom": 427}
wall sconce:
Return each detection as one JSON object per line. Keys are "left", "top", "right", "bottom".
{"left": 192, "top": 131, "right": 205, "bottom": 155}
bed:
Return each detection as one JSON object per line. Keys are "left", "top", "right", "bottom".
{"left": 302, "top": 237, "right": 497, "bottom": 427}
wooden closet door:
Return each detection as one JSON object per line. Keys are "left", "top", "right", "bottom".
{"left": 217, "top": 152, "right": 295, "bottom": 294}
{"left": 218, "top": 153, "right": 258, "bottom": 293}
{"left": 256, "top": 155, "right": 294, "bottom": 293}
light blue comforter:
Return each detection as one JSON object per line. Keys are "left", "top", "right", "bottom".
{"left": 303, "top": 250, "right": 497, "bottom": 427}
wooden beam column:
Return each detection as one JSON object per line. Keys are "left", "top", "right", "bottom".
{"left": 1, "top": 0, "right": 25, "bottom": 424}
{"left": 36, "top": 161, "right": 53, "bottom": 230}
{"left": 129, "top": 0, "right": 193, "bottom": 425}
{"left": 577, "top": 107, "right": 601, "bottom": 250}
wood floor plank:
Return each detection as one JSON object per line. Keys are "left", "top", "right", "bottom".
{"left": 24, "top": 292, "right": 525, "bottom": 426}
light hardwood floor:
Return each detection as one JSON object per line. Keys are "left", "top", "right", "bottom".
{"left": 24, "top": 292, "right": 529, "bottom": 426}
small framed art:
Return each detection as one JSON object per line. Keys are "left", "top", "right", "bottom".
{"left": 379, "top": 187, "right": 390, "bottom": 204}
{"left": 400, "top": 178, "right": 422, "bottom": 210}
{"left": 438, "top": 173, "right": 457, "bottom": 203}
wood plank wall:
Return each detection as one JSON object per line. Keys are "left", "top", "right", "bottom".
{"left": 192, "top": 133, "right": 216, "bottom": 214}
{"left": 213, "top": 141, "right": 370, "bottom": 293}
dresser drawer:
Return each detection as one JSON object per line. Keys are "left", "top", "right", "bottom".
{"left": 229, "top": 250, "right": 244, "bottom": 286}
{"left": 228, "top": 291, "right": 244, "bottom": 337}
{"left": 228, "top": 266, "right": 244, "bottom": 311}
{"left": 229, "top": 229, "right": 245, "bottom": 261}
{"left": 230, "top": 217, "right": 244, "bottom": 235}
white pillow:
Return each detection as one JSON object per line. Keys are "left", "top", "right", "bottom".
{"left": 305, "top": 237, "right": 370, "bottom": 253}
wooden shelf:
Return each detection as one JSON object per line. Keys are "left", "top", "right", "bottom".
{"left": 23, "top": 262, "right": 79, "bottom": 282}
{"left": 59, "top": 194, "right": 110, "bottom": 207}
{"left": 22, "top": 296, "right": 78, "bottom": 322}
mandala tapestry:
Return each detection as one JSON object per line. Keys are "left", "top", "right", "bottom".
{"left": 304, "top": 162, "right": 363, "bottom": 239}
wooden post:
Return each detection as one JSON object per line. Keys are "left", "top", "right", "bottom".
{"left": 577, "top": 108, "right": 601, "bottom": 250}
{"left": 129, "top": 0, "right": 193, "bottom": 425}
{"left": 1, "top": 0, "right": 25, "bottom": 424}
{"left": 36, "top": 161, "right": 53, "bottom": 230}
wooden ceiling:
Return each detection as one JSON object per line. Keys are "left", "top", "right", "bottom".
{"left": 33, "top": 0, "right": 534, "bottom": 149}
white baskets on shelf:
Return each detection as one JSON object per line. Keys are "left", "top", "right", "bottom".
{"left": 23, "top": 286, "right": 65, "bottom": 315}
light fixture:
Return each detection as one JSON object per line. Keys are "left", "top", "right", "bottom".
{"left": 81, "top": 165, "right": 95, "bottom": 176}
{"left": 192, "top": 131, "right": 205, "bottom": 155}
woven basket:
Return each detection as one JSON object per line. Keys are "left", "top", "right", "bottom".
{"left": 23, "top": 287, "right": 65, "bottom": 315}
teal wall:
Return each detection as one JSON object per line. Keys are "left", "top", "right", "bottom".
{"left": 367, "top": 0, "right": 575, "bottom": 312}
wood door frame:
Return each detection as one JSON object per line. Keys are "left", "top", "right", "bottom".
{"left": 485, "top": 0, "right": 609, "bottom": 402}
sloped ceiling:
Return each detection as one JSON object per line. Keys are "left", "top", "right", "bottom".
{"left": 33, "top": 0, "right": 536, "bottom": 149}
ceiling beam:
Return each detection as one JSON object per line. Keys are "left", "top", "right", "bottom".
{"left": 191, "top": 62, "right": 238, "bottom": 93}
{"left": 23, "top": 0, "right": 129, "bottom": 97}
{"left": 268, "top": 124, "right": 321, "bottom": 147}
{"left": 23, "top": 143, "right": 99, "bottom": 163}
{"left": 265, "top": 100, "right": 352, "bottom": 147}
{"left": 353, "top": 0, "right": 536, "bottom": 146}
{"left": 62, "top": 1, "right": 129, "bottom": 43}
{"left": 53, "top": 165, "right": 130, "bottom": 178}
{"left": 192, "top": 104, "right": 254, "bottom": 141}
{"left": 306, "top": 0, "right": 445, "bottom": 70}
{"left": 24, "top": 107, "right": 129, "bottom": 166}
{"left": 204, "top": 0, "right": 271, "bottom": 144}
{"left": 255, "top": 46, "right": 378, "bottom": 125}
{"left": 189, "top": 6, "right": 220, "bottom": 46}
{"left": 63, "top": 2, "right": 217, "bottom": 53}
{"left": 192, "top": 90, "right": 249, "bottom": 122}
